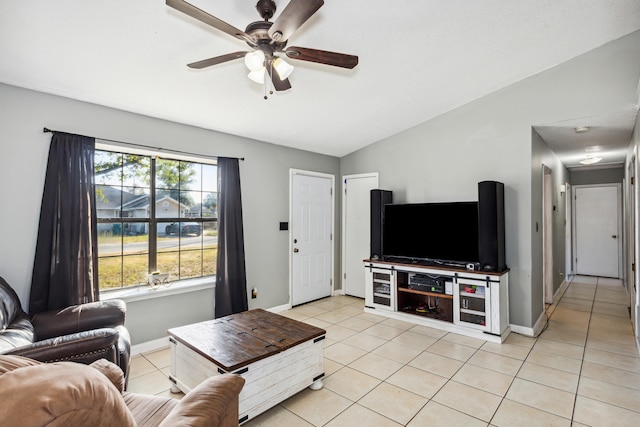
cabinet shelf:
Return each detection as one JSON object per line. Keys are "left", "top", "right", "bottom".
{"left": 460, "top": 308, "right": 486, "bottom": 316}
{"left": 398, "top": 287, "right": 453, "bottom": 299}
{"left": 398, "top": 307, "right": 451, "bottom": 321}
{"left": 373, "top": 292, "right": 391, "bottom": 298}
{"left": 460, "top": 291, "right": 485, "bottom": 299}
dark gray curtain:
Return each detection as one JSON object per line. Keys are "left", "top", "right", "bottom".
{"left": 215, "top": 157, "right": 248, "bottom": 318}
{"left": 29, "top": 132, "right": 99, "bottom": 314}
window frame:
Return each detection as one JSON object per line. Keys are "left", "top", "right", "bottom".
{"left": 95, "top": 141, "right": 218, "bottom": 293}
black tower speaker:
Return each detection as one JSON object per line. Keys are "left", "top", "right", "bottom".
{"left": 371, "top": 189, "right": 392, "bottom": 259}
{"left": 478, "top": 181, "right": 506, "bottom": 272}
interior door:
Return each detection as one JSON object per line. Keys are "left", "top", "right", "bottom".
{"left": 291, "top": 172, "right": 333, "bottom": 305}
{"left": 574, "top": 185, "right": 621, "bottom": 278}
{"left": 343, "top": 174, "right": 378, "bottom": 298}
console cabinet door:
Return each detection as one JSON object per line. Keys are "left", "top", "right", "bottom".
{"left": 365, "top": 266, "right": 396, "bottom": 311}
{"left": 454, "top": 277, "right": 491, "bottom": 332}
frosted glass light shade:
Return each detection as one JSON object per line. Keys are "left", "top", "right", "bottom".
{"left": 273, "top": 57, "right": 294, "bottom": 79}
{"left": 244, "top": 51, "right": 265, "bottom": 72}
{"left": 579, "top": 156, "right": 602, "bottom": 165}
{"left": 248, "top": 68, "right": 265, "bottom": 84}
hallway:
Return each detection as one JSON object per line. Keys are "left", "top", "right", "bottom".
{"left": 542, "top": 275, "right": 640, "bottom": 425}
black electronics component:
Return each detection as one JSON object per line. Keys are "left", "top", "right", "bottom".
{"left": 371, "top": 189, "right": 393, "bottom": 259}
{"left": 408, "top": 273, "right": 446, "bottom": 294}
{"left": 478, "top": 181, "right": 507, "bottom": 272}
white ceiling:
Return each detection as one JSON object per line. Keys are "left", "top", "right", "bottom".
{"left": 1, "top": 1, "right": 640, "bottom": 158}
{"left": 535, "top": 110, "right": 638, "bottom": 169}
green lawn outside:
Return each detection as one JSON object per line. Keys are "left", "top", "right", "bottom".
{"left": 99, "top": 246, "right": 217, "bottom": 290}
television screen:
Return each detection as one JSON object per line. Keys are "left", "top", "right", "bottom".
{"left": 382, "top": 202, "right": 479, "bottom": 265}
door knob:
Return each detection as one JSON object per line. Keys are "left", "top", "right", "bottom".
{"left": 294, "top": 238, "right": 298, "bottom": 243}
{"left": 293, "top": 248, "right": 299, "bottom": 253}
{"left": 612, "top": 235, "right": 617, "bottom": 239}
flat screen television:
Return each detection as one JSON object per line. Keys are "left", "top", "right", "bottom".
{"left": 382, "top": 202, "right": 479, "bottom": 266}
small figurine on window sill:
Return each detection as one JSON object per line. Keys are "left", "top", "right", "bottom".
{"left": 147, "top": 271, "right": 171, "bottom": 290}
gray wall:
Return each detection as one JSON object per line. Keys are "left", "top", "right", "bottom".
{"left": 531, "top": 130, "right": 571, "bottom": 306}
{"left": 571, "top": 167, "right": 624, "bottom": 185}
{"left": 0, "top": 83, "right": 340, "bottom": 344}
{"left": 341, "top": 30, "right": 640, "bottom": 329}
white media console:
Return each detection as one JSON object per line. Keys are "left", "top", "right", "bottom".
{"left": 364, "top": 259, "right": 510, "bottom": 343}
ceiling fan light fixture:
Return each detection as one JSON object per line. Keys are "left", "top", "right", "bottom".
{"left": 247, "top": 68, "right": 266, "bottom": 84}
{"left": 579, "top": 156, "right": 603, "bottom": 165}
{"left": 244, "top": 50, "right": 265, "bottom": 72}
{"left": 273, "top": 57, "right": 294, "bottom": 79}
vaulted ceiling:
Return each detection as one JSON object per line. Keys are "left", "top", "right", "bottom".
{"left": 1, "top": 1, "right": 639, "bottom": 158}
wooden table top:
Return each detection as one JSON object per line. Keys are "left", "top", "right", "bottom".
{"left": 168, "top": 309, "right": 326, "bottom": 372}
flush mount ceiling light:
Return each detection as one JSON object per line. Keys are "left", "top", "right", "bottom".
{"left": 579, "top": 156, "right": 603, "bottom": 165}
{"left": 574, "top": 126, "right": 590, "bottom": 133}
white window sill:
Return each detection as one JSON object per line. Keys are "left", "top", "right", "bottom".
{"left": 101, "top": 277, "right": 215, "bottom": 303}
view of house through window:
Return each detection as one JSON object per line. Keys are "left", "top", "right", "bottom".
{"left": 95, "top": 149, "right": 218, "bottom": 290}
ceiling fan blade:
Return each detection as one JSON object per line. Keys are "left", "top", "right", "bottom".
{"left": 166, "top": 0, "right": 254, "bottom": 45}
{"left": 267, "top": 66, "right": 292, "bottom": 91}
{"left": 285, "top": 47, "right": 358, "bottom": 69}
{"left": 268, "top": 0, "right": 324, "bottom": 43}
{"left": 187, "top": 51, "right": 249, "bottom": 69}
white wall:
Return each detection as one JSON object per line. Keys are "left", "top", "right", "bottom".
{"left": 0, "top": 83, "right": 340, "bottom": 344}
{"left": 341, "top": 30, "right": 640, "bottom": 329}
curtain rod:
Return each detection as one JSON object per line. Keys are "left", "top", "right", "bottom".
{"left": 42, "top": 127, "right": 245, "bottom": 161}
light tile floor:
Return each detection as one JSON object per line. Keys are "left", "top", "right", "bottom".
{"left": 128, "top": 276, "right": 640, "bottom": 426}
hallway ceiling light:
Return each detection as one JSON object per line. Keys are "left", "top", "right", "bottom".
{"left": 579, "top": 156, "right": 603, "bottom": 165}
{"left": 574, "top": 126, "right": 590, "bottom": 133}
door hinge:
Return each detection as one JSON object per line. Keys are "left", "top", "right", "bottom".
{"left": 344, "top": 273, "right": 346, "bottom": 279}
{"left": 632, "top": 177, "right": 635, "bottom": 185}
{"left": 633, "top": 263, "right": 636, "bottom": 272}
{"left": 330, "top": 188, "right": 333, "bottom": 196}
{"left": 330, "top": 233, "right": 333, "bottom": 240}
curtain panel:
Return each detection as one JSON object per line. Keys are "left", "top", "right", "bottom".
{"left": 215, "top": 157, "right": 248, "bottom": 318}
{"left": 29, "top": 132, "right": 99, "bottom": 314}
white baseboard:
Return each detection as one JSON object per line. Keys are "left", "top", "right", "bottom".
{"left": 510, "top": 310, "right": 547, "bottom": 338}
{"left": 131, "top": 337, "right": 170, "bottom": 356}
{"left": 266, "top": 303, "right": 291, "bottom": 313}
{"left": 553, "top": 279, "right": 570, "bottom": 304}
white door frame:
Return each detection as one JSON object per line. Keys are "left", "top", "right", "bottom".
{"left": 564, "top": 182, "right": 573, "bottom": 280}
{"left": 542, "top": 165, "right": 554, "bottom": 304}
{"left": 572, "top": 183, "right": 623, "bottom": 278}
{"left": 289, "top": 169, "right": 335, "bottom": 307}
{"left": 341, "top": 173, "right": 379, "bottom": 296}
{"left": 628, "top": 154, "right": 638, "bottom": 342}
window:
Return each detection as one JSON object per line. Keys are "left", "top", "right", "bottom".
{"left": 95, "top": 148, "right": 217, "bottom": 291}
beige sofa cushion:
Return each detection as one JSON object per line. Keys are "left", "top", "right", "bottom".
{"left": 0, "top": 355, "right": 136, "bottom": 427}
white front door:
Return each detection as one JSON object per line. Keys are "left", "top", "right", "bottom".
{"left": 574, "top": 184, "right": 621, "bottom": 278}
{"left": 291, "top": 172, "right": 333, "bottom": 305}
{"left": 342, "top": 174, "right": 378, "bottom": 298}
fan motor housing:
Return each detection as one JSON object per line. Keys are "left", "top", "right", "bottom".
{"left": 245, "top": 21, "right": 286, "bottom": 50}
{"left": 256, "top": 0, "right": 276, "bottom": 20}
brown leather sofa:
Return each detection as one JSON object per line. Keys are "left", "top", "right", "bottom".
{"left": 0, "top": 276, "right": 131, "bottom": 384}
{"left": 0, "top": 355, "right": 245, "bottom": 427}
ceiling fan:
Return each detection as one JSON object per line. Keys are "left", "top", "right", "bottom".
{"left": 166, "top": 0, "right": 358, "bottom": 92}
